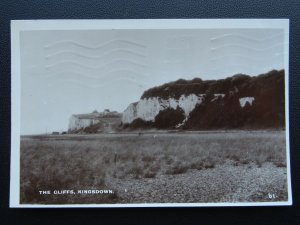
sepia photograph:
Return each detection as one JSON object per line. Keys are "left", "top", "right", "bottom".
{"left": 10, "top": 19, "right": 291, "bottom": 207}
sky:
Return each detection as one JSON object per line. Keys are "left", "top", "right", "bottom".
{"left": 20, "top": 28, "right": 285, "bottom": 134}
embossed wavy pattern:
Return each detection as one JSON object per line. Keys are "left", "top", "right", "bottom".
{"left": 45, "top": 49, "right": 147, "bottom": 59}
{"left": 47, "top": 76, "right": 147, "bottom": 89}
{"left": 43, "top": 69, "right": 148, "bottom": 80}
{"left": 45, "top": 39, "right": 146, "bottom": 49}
{"left": 210, "top": 33, "right": 284, "bottom": 42}
{"left": 209, "top": 32, "right": 285, "bottom": 74}
{"left": 43, "top": 39, "right": 148, "bottom": 88}
{"left": 210, "top": 42, "right": 285, "bottom": 52}
{"left": 210, "top": 52, "right": 284, "bottom": 62}
{"left": 45, "top": 59, "right": 147, "bottom": 70}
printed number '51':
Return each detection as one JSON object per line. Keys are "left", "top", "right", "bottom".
{"left": 268, "top": 193, "right": 277, "bottom": 199}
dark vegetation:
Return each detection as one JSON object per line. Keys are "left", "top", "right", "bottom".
{"left": 123, "top": 107, "right": 186, "bottom": 129}
{"left": 127, "top": 70, "right": 285, "bottom": 130}
{"left": 155, "top": 107, "right": 185, "bottom": 129}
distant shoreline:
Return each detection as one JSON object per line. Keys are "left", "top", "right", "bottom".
{"left": 20, "top": 129, "right": 286, "bottom": 138}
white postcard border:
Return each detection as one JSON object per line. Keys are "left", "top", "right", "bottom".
{"left": 10, "top": 19, "right": 292, "bottom": 208}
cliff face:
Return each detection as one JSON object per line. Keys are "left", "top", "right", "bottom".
{"left": 122, "top": 94, "right": 204, "bottom": 124}
{"left": 69, "top": 116, "right": 100, "bottom": 131}
{"left": 69, "top": 110, "right": 122, "bottom": 133}
{"left": 122, "top": 69, "right": 285, "bottom": 130}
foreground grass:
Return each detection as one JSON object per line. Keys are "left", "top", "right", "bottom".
{"left": 20, "top": 131, "right": 287, "bottom": 204}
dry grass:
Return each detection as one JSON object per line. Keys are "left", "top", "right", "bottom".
{"left": 20, "top": 131, "right": 287, "bottom": 204}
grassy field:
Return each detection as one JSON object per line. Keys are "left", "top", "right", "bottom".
{"left": 20, "top": 131, "right": 288, "bottom": 204}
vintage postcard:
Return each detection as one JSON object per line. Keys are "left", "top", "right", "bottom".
{"left": 10, "top": 19, "right": 292, "bottom": 207}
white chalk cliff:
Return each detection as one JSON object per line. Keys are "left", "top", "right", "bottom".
{"left": 239, "top": 97, "right": 255, "bottom": 108}
{"left": 121, "top": 70, "right": 284, "bottom": 129}
{"left": 69, "top": 110, "right": 121, "bottom": 132}
{"left": 122, "top": 94, "right": 204, "bottom": 124}
{"left": 69, "top": 116, "right": 100, "bottom": 131}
